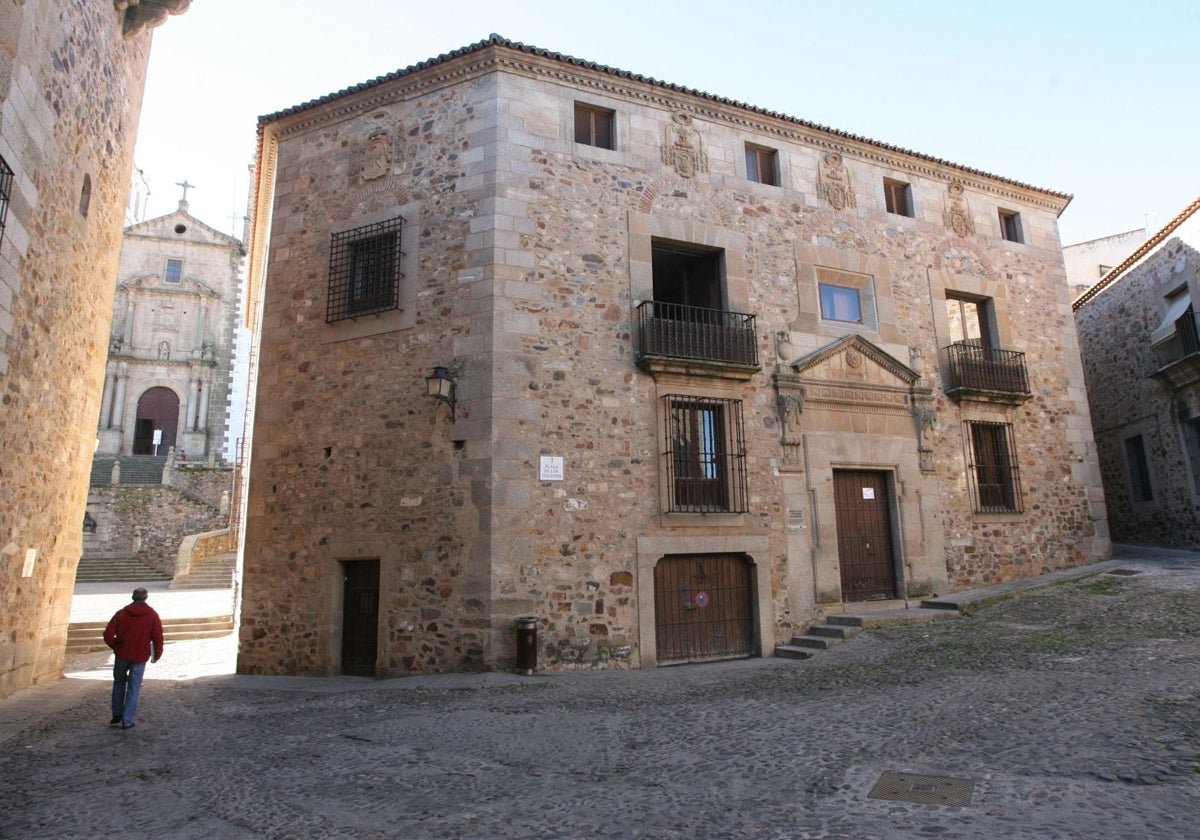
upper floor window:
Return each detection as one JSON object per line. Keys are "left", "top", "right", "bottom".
{"left": 326, "top": 215, "right": 403, "bottom": 324}
{"left": 819, "top": 283, "right": 861, "bottom": 323}
{"left": 663, "top": 394, "right": 747, "bottom": 514}
{"left": 998, "top": 209, "right": 1024, "bottom": 243}
{"left": 745, "top": 144, "right": 779, "bottom": 186}
{"left": 574, "top": 102, "right": 615, "bottom": 150}
{"left": 946, "top": 293, "right": 994, "bottom": 346}
{"left": 966, "top": 420, "right": 1023, "bottom": 514}
{"left": 884, "top": 178, "right": 913, "bottom": 217}
{"left": 163, "top": 259, "right": 183, "bottom": 284}
{"left": 0, "top": 152, "right": 12, "bottom": 246}
{"left": 1124, "top": 433, "right": 1154, "bottom": 503}
{"left": 816, "top": 266, "right": 875, "bottom": 329}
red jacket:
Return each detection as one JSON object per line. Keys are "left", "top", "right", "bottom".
{"left": 104, "top": 601, "right": 164, "bottom": 663}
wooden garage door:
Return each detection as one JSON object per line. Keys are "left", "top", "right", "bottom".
{"left": 834, "top": 470, "right": 897, "bottom": 602}
{"left": 655, "top": 553, "right": 754, "bottom": 665}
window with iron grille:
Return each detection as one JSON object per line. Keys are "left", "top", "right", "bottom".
{"left": 0, "top": 152, "right": 12, "bottom": 245}
{"left": 326, "top": 215, "right": 403, "bottom": 324}
{"left": 574, "top": 102, "right": 615, "bottom": 149}
{"left": 966, "top": 420, "right": 1022, "bottom": 513}
{"left": 1124, "top": 433, "right": 1154, "bottom": 503}
{"left": 663, "top": 394, "right": 747, "bottom": 513}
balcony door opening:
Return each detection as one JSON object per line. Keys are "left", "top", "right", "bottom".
{"left": 946, "top": 293, "right": 995, "bottom": 347}
{"left": 652, "top": 240, "right": 724, "bottom": 315}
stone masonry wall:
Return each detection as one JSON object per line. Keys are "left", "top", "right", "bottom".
{"left": 1076, "top": 238, "right": 1200, "bottom": 548}
{"left": 0, "top": 1, "right": 154, "bottom": 700}
{"left": 85, "top": 485, "right": 225, "bottom": 576}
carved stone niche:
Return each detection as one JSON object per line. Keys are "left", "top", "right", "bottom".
{"left": 115, "top": 1, "right": 190, "bottom": 39}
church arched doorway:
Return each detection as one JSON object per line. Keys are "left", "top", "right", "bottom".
{"left": 132, "top": 387, "right": 179, "bottom": 455}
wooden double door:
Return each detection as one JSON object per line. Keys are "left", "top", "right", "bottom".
{"left": 833, "top": 470, "right": 898, "bottom": 602}
{"left": 654, "top": 553, "right": 754, "bottom": 665}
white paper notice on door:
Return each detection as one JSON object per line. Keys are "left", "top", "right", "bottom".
{"left": 861, "top": 487, "right": 875, "bottom": 500}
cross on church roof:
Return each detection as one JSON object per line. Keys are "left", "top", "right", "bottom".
{"left": 175, "top": 179, "right": 196, "bottom": 209}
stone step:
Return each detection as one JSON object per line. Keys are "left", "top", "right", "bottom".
{"left": 774, "top": 606, "right": 961, "bottom": 661}
{"left": 74, "top": 558, "right": 171, "bottom": 583}
{"left": 773, "top": 644, "right": 816, "bottom": 660}
{"left": 827, "top": 607, "right": 960, "bottom": 629}
{"left": 66, "top": 615, "right": 234, "bottom": 654}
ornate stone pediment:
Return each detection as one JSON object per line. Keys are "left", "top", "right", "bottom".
{"left": 120, "top": 274, "right": 218, "bottom": 297}
{"left": 784, "top": 334, "right": 920, "bottom": 406}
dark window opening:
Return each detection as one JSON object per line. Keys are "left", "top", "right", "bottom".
{"left": 0, "top": 152, "right": 12, "bottom": 245}
{"left": 999, "top": 209, "right": 1023, "bottom": 243}
{"left": 327, "top": 215, "right": 403, "bottom": 324}
{"left": 745, "top": 144, "right": 779, "bottom": 186}
{"left": 1125, "top": 434, "right": 1154, "bottom": 503}
{"left": 79, "top": 173, "right": 92, "bottom": 218}
{"left": 652, "top": 240, "right": 723, "bottom": 313}
{"left": 663, "top": 395, "right": 747, "bottom": 513}
{"left": 1184, "top": 419, "right": 1200, "bottom": 495}
{"left": 884, "top": 178, "right": 912, "bottom": 217}
{"left": 946, "top": 294, "right": 994, "bottom": 346}
{"left": 967, "top": 421, "right": 1022, "bottom": 513}
{"left": 574, "top": 102, "right": 615, "bottom": 149}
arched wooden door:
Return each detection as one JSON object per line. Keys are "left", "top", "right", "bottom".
{"left": 132, "top": 387, "right": 179, "bottom": 455}
{"left": 654, "top": 553, "right": 754, "bottom": 665}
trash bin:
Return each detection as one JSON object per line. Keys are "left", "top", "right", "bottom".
{"left": 515, "top": 616, "right": 538, "bottom": 675}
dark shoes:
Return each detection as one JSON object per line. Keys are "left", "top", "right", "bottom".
{"left": 110, "top": 716, "right": 121, "bottom": 726}
{"left": 121, "top": 723, "right": 135, "bottom": 730}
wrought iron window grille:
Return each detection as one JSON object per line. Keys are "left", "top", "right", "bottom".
{"left": 326, "top": 215, "right": 404, "bottom": 324}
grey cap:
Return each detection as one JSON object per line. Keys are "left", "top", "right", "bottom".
{"left": 131, "top": 587, "right": 148, "bottom": 602}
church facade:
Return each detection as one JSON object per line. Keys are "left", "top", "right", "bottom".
{"left": 241, "top": 36, "right": 1109, "bottom": 678}
{"left": 97, "top": 195, "right": 244, "bottom": 463}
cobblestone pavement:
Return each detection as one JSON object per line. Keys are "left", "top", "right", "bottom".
{"left": 3, "top": 548, "right": 1200, "bottom": 839}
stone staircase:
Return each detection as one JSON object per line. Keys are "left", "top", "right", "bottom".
{"left": 74, "top": 555, "right": 170, "bottom": 583}
{"left": 775, "top": 599, "right": 960, "bottom": 660}
{"left": 89, "top": 455, "right": 166, "bottom": 485}
{"left": 171, "top": 551, "right": 236, "bottom": 590}
{"left": 66, "top": 614, "right": 235, "bottom": 654}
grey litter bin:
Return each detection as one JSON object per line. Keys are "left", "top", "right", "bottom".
{"left": 515, "top": 616, "right": 538, "bottom": 675}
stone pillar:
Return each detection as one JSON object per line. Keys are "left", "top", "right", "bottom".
{"left": 123, "top": 298, "right": 135, "bottom": 346}
{"left": 112, "top": 364, "right": 128, "bottom": 430}
{"left": 187, "top": 376, "right": 200, "bottom": 430}
{"left": 110, "top": 461, "right": 121, "bottom": 485}
{"left": 99, "top": 366, "right": 115, "bottom": 428}
{"left": 197, "top": 375, "right": 210, "bottom": 431}
{"left": 197, "top": 300, "right": 208, "bottom": 355}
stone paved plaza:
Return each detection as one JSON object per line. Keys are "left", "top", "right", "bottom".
{"left": 2, "top": 547, "right": 1198, "bottom": 839}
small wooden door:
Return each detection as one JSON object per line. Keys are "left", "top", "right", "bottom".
{"left": 341, "top": 559, "right": 379, "bottom": 677}
{"left": 834, "top": 470, "right": 897, "bottom": 602}
{"left": 654, "top": 553, "right": 754, "bottom": 665}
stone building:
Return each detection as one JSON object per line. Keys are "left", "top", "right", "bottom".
{"left": 97, "top": 193, "right": 245, "bottom": 462}
{"left": 0, "top": 1, "right": 189, "bottom": 700}
{"left": 1075, "top": 197, "right": 1200, "bottom": 548}
{"left": 242, "top": 35, "right": 1109, "bottom": 678}
{"left": 1064, "top": 227, "right": 1148, "bottom": 301}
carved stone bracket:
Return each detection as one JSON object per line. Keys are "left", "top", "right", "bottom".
{"left": 115, "top": 0, "right": 190, "bottom": 39}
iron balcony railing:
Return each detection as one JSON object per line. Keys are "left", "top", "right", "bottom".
{"left": 1153, "top": 308, "right": 1200, "bottom": 368}
{"left": 945, "top": 342, "right": 1030, "bottom": 396}
{"left": 637, "top": 301, "right": 758, "bottom": 366}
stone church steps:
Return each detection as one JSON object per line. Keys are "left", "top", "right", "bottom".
{"left": 170, "top": 552, "right": 236, "bottom": 590}
{"left": 89, "top": 455, "right": 167, "bottom": 485}
{"left": 74, "top": 556, "right": 170, "bottom": 583}
{"left": 774, "top": 601, "right": 960, "bottom": 660}
{"left": 66, "top": 615, "right": 235, "bottom": 654}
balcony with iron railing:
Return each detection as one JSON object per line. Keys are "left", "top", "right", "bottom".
{"left": 636, "top": 301, "right": 759, "bottom": 379}
{"left": 944, "top": 342, "right": 1031, "bottom": 404}
{"left": 1151, "top": 308, "right": 1200, "bottom": 389}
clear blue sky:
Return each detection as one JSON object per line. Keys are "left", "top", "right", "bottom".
{"left": 135, "top": 0, "right": 1199, "bottom": 246}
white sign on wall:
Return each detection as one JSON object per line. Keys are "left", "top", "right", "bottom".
{"left": 539, "top": 456, "right": 564, "bottom": 481}
{"left": 862, "top": 487, "right": 875, "bottom": 500}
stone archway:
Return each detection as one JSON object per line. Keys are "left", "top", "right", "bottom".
{"left": 132, "top": 386, "right": 179, "bottom": 455}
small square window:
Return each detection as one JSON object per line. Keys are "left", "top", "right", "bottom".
{"left": 819, "top": 284, "right": 862, "bottom": 323}
{"left": 574, "top": 102, "right": 615, "bottom": 150}
{"left": 745, "top": 144, "right": 779, "bottom": 186}
{"left": 884, "top": 178, "right": 913, "bottom": 217}
{"left": 999, "top": 209, "right": 1023, "bottom": 243}
{"left": 163, "top": 259, "right": 182, "bottom": 284}
{"left": 326, "top": 215, "right": 403, "bottom": 324}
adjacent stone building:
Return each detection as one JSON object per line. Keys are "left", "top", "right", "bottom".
{"left": 1075, "top": 198, "right": 1200, "bottom": 548}
{"left": 242, "top": 36, "right": 1109, "bottom": 678}
{"left": 97, "top": 194, "right": 245, "bottom": 462}
{"left": 0, "top": 1, "right": 188, "bottom": 700}
{"left": 1064, "top": 227, "right": 1148, "bottom": 301}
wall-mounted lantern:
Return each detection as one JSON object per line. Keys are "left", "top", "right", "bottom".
{"left": 425, "top": 366, "right": 457, "bottom": 422}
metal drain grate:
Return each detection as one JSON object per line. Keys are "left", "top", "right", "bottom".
{"left": 1105, "top": 568, "right": 1142, "bottom": 576}
{"left": 869, "top": 772, "right": 974, "bottom": 806}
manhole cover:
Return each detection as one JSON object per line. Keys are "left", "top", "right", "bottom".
{"left": 868, "top": 772, "right": 974, "bottom": 806}
{"left": 1105, "top": 568, "right": 1142, "bottom": 576}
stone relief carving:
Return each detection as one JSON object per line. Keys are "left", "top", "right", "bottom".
{"left": 943, "top": 182, "right": 975, "bottom": 238}
{"left": 777, "top": 392, "right": 804, "bottom": 444}
{"left": 817, "top": 152, "right": 856, "bottom": 211}
{"left": 115, "top": 0, "right": 190, "bottom": 39}
{"left": 660, "top": 112, "right": 708, "bottom": 179}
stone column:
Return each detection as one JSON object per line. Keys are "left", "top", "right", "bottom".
{"left": 112, "top": 363, "right": 128, "bottom": 430}
{"left": 99, "top": 365, "right": 116, "bottom": 428}
{"left": 197, "top": 374, "right": 210, "bottom": 431}
{"left": 123, "top": 298, "right": 135, "bottom": 347}
{"left": 187, "top": 376, "right": 200, "bottom": 430}
{"left": 197, "top": 300, "right": 208, "bottom": 355}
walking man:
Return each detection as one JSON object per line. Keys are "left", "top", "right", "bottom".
{"left": 103, "top": 587, "right": 164, "bottom": 730}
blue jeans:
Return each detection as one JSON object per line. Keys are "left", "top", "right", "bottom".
{"left": 111, "top": 659, "right": 147, "bottom": 727}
